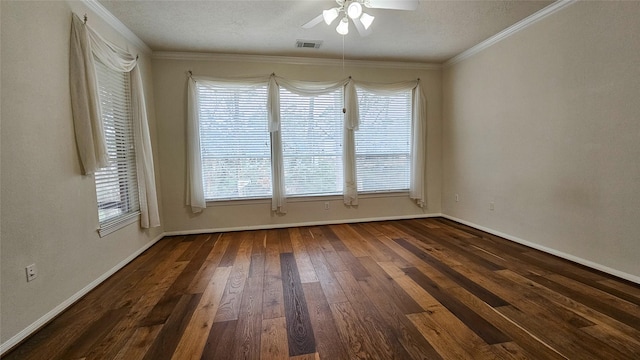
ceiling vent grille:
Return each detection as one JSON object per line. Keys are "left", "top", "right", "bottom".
{"left": 295, "top": 40, "right": 323, "bottom": 49}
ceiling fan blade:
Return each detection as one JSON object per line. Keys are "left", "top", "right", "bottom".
{"left": 352, "top": 17, "right": 372, "bottom": 37}
{"left": 302, "top": 14, "right": 324, "bottom": 29}
{"left": 365, "top": 0, "right": 418, "bottom": 11}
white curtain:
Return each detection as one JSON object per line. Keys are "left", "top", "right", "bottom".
{"left": 273, "top": 76, "right": 348, "bottom": 96}
{"left": 343, "top": 79, "right": 359, "bottom": 205}
{"left": 70, "top": 14, "right": 160, "bottom": 228}
{"left": 268, "top": 75, "right": 286, "bottom": 213}
{"left": 186, "top": 76, "right": 206, "bottom": 213}
{"left": 410, "top": 81, "right": 427, "bottom": 207}
{"left": 354, "top": 79, "right": 427, "bottom": 207}
{"left": 70, "top": 15, "right": 109, "bottom": 174}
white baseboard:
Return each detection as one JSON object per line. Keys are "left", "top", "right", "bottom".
{"left": 440, "top": 214, "right": 640, "bottom": 285}
{"left": 0, "top": 233, "right": 165, "bottom": 355}
{"left": 163, "top": 213, "right": 442, "bottom": 236}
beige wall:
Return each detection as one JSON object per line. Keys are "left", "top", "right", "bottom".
{"left": 152, "top": 57, "right": 442, "bottom": 233}
{"left": 0, "top": 0, "right": 163, "bottom": 345}
{"left": 442, "top": 1, "right": 640, "bottom": 280}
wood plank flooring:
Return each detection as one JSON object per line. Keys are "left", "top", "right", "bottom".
{"left": 5, "top": 218, "right": 640, "bottom": 359}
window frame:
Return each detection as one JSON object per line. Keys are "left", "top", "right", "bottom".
{"left": 279, "top": 87, "right": 345, "bottom": 198}
{"left": 355, "top": 88, "right": 413, "bottom": 194}
{"left": 196, "top": 82, "right": 273, "bottom": 202}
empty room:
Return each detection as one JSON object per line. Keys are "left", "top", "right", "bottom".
{"left": 1, "top": 0, "right": 639, "bottom": 359}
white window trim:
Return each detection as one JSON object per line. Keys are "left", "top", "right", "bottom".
{"left": 98, "top": 211, "right": 140, "bottom": 237}
{"left": 204, "top": 191, "right": 409, "bottom": 207}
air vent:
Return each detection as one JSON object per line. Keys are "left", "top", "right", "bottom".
{"left": 295, "top": 40, "right": 323, "bottom": 49}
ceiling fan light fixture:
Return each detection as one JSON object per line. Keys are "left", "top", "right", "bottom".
{"left": 323, "top": 8, "right": 339, "bottom": 25}
{"left": 360, "top": 12, "right": 375, "bottom": 29}
{"left": 336, "top": 17, "right": 349, "bottom": 35}
{"left": 347, "top": 2, "right": 363, "bottom": 19}
{"left": 303, "top": 0, "right": 418, "bottom": 37}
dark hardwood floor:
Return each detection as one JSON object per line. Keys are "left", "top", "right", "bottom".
{"left": 5, "top": 218, "right": 640, "bottom": 359}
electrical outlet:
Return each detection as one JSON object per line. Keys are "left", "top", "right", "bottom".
{"left": 26, "top": 264, "right": 38, "bottom": 282}
{"left": 455, "top": 194, "right": 459, "bottom": 202}
{"left": 489, "top": 202, "right": 495, "bottom": 211}
{"left": 324, "top": 202, "right": 330, "bottom": 210}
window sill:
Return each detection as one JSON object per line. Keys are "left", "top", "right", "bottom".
{"left": 98, "top": 212, "right": 140, "bottom": 237}
{"left": 204, "top": 191, "right": 409, "bottom": 207}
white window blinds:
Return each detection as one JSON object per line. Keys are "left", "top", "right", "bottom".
{"left": 197, "top": 84, "right": 272, "bottom": 200}
{"left": 93, "top": 59, "right": 139, "bottom": 225}
{"left": 356, "top": 89, "right": 412, "bottom": 192}
{"left": 280, "top": 88, "right": 344, "bottom": 196}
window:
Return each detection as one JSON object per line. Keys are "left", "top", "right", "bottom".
{"left": 188, "top": 76, "right": 424, "bottom": 210}
{"left": 94, "top": 59, "right": 139, "bottom": 226}
{"left": 356, "top": 89, "right": 412, "bottom": 192}
{"left": 197, "top": 84, "right": 272, "bottom": 200}
{"left": 280, "top": 88, "right": 344, "bottom": 196}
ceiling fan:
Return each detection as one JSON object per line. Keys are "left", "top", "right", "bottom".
{"left": 302, "top": 0, "right": 419, "bottom": 37}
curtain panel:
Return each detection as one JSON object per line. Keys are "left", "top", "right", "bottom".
{"left": 69, "top": 14, "right": 160, "bottom": 228}
{"left": 185, "top": 74, "right": 427, "bottom": 213}
{"left": 268, "top": 76, "right": 286, "bottom": 213}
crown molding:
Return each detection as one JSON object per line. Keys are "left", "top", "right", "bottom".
{"left": 444, "top": 0, "right": 577, "bottom": 67}
{"left": 152, "top": 51, "right": 442, "bottom": 70}
{"left": 80, "top": 0, "right": 152, "bottom": 54}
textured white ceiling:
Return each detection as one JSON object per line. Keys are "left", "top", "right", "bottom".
{"left": 98, "top": 0, "right": 554, "bottom": 63}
